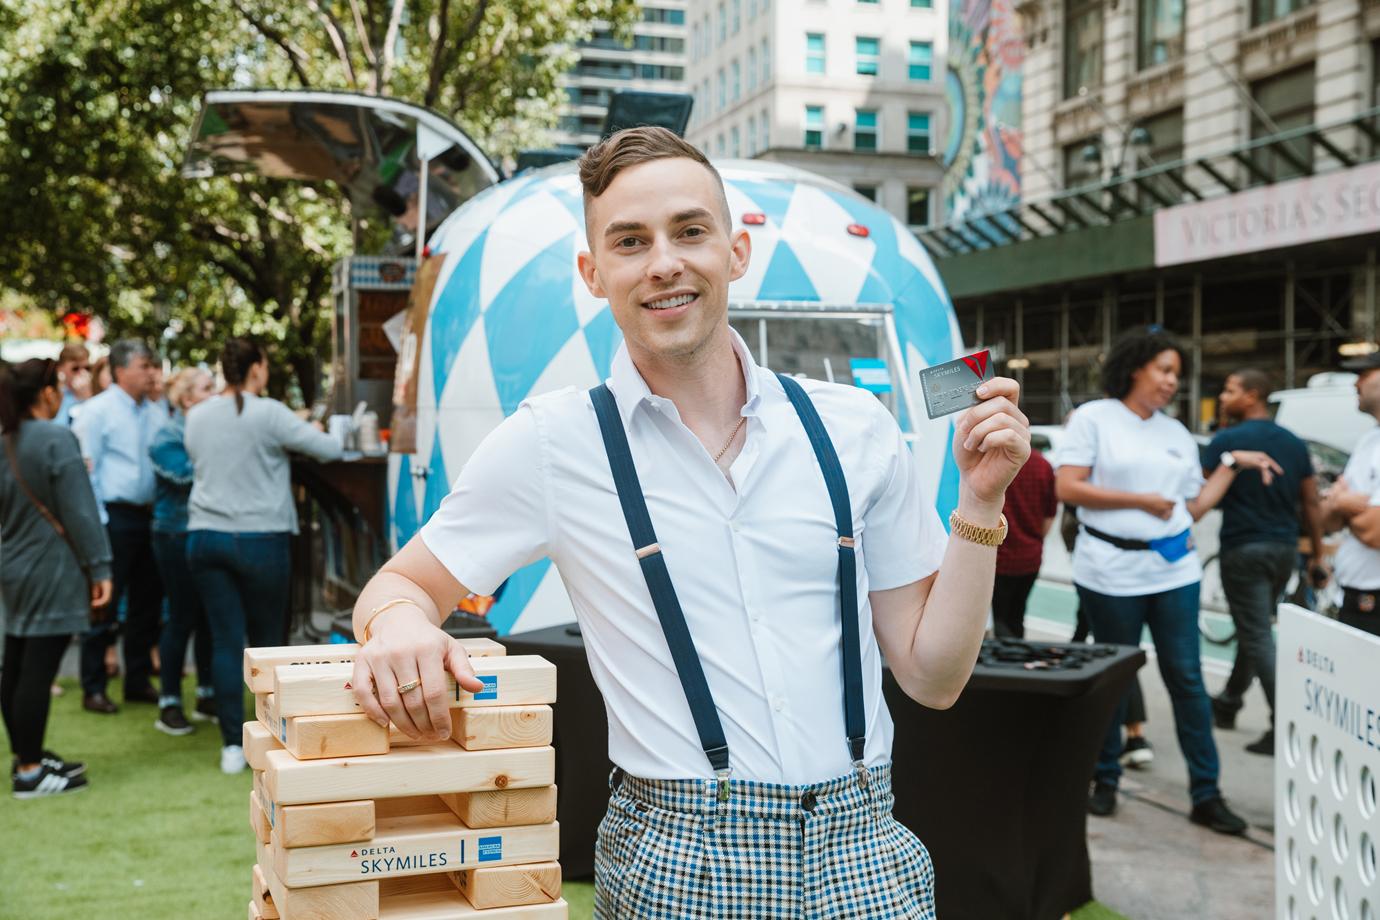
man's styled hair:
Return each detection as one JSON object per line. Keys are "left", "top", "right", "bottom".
{"left": 1230, "top": 367, "right": 1273, "bottom": 403}
{"left": 577, "top": 126, "right": 731, "bottom": 234}
{"left": 109, "top": 339, "right": 153, "bottom": 372}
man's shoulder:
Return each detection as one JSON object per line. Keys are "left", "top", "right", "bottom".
{"left": 520, "top": 385, "right": 588, "bottom": 419}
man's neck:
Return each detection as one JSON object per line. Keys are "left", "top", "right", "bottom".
{"left": 117, "top": 381, "right": 143, "bottom": 404}
{"left": 628, "top": 327, "right": 746, "bottom": 428}
{"left": 1239, "top": 406, "right": 1270, "bottom": 421}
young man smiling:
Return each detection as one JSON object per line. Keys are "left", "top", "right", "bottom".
{"left": 348, "top": 127, "right": 1031, "bottom": 917}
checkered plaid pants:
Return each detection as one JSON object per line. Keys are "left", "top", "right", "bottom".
{"left": 594, "top": 762, "right": 936, "bottom": 919}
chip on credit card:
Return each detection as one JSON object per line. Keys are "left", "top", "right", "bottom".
{"left": 918, "top": 350, "right": 995, "bottom": 419}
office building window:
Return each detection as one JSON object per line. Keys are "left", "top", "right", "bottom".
{"left": 762, "top": 38, "right": 771, "bottom": 81}
{"left": 1251, "top": 65, "right": 1315, "bottom": 179}
{"left": 805, "top": 105, "right": 824, "bottom": 149}
{"left": 1062, "top": 138, "right": 1101, "bottom": 188}
{"left": 1138, "top": 0, "right": 1184, "bottom": 68}
{"left": 806, "top": 33, "right": 826, "bottom": 74}
{"left": 908, "top": 41, "right": 932, "bottom": 80}
{"left": 733, "top": 0, "right": 741, "bottom": 32}
{"left": 859, "top": 0, "right": 879, "bottom": 4}
{"left": 748, "top": 48, "right": 758, "bottom": 90}
{"left": 704, "top": 15, "right": 712, "bottom": 52}
{"left": 732, "top": 60, "right": 741, "bottom": 101}
{"left": 718, "top": 69, "right": 727, "bottom": 110}
{"left": 854, "top": 184, "right": 878, "bottom": 202}
{"left": 855, "top": 108, "right": 878, "bottom": 151}
{"left": 642, "top": 7, "right": 685, "bottom": 23}
{"left": 856, "top": 37, "right": 880, "bottom": 76}
{"left": 732, "top": 126, "right": 741, "bottom": 157}
{"left": 717, "top": 133, "right": 726, "bottom": 156}
{"left": 749, "top": 0, "right": 757, "bottom": 19}
{"left": 907, "top": 187, "right": 931, "bottom": 226}
{"left": 907, "top": 112, "right": 931, "bottom": 153}
{"left": 1252, "top": 0, "right": 1313, "bottom": 27}
{"left": 718, "top": 2, "right": 727, "bottom": 41}
{"left": 747, "top": 115, "right": 757, "bottom": 155}
{"left": 911, "top": 0, "right": 933, "bottom": 6}
{"left": 692, "top": 23, "right": 700, "bottom": 61}
{"left": 1064, "top": 0, "right": 1103, "bottom": 98}
{"left": 761, "top": 108, "right": 770, "bottom": 150}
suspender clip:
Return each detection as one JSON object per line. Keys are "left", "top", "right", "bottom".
{"left": 854, "top": 760, "right": 870, "bottom": 789}
{"left": 634, "top": 542, "right": 661, "bottom": 559}
{"left": 715, "top": 768, "right": 732, "bottom": 803}
{"left": 837, "top": 535, "right": 856, "bottom": 548}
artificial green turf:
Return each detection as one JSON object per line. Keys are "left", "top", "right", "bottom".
{"left": 2, "top": 677, "right": 1127, "bottom": 919}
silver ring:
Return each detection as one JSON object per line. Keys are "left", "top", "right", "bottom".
{"left": 396, "top": 678, "right": 422, "bottom": 694}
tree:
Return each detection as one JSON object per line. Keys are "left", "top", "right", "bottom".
{"left": 0, "top": 0, "right": 636, "bottom": 400}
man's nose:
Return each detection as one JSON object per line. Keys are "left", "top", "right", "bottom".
{"left": 645, "top": 236, "right": 683, "bottom": 280}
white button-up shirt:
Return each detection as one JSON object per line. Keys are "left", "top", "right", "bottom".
{"left": 421, "top": 331, "right": 946, "bottom": 784}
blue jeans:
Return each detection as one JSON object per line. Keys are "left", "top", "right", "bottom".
{"left": 187, "top": 531, "right": 291, "bottom": 746}
{"left": 1078, "top": 581, "right": 1222, "bottom": 805}
{"left": 151, "top": 530, "right": 213, "bottom": 706}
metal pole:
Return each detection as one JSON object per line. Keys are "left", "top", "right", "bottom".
{"left": 1367, "top": 248, "right": 1377, "bottom": 342}
{"left": 415, "top": 155, "right": 430, "bottom": 263}
{"left": 1155, "top": 278, "right": 1165, "bottom": 327}
{"left": 1191, "top": 274, "right": 1202, "bottom": 431}
{"left": 976, "top": 303, "right": 985, "bottom": 349}
{"left": 1102, "top": 284, "right": 1114, "bottom": 356}
{"left": 1015, "top": 298, "right": 1025, "bottom": 390}
{"left": 1059, "top": 293, "right": 1070, "bottom": 411}
{"left": 883, "top": 313, "right": 923, "bottom": 439}
{"left": 1285, "top": 261, "right": 1296, "bottom": 389}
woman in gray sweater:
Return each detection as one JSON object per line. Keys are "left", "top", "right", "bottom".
{"left": 185, "top": 338, "right": 341, "bottom": 773}
{"left": 1, "top": 358, "right": 113, "bottom": 798}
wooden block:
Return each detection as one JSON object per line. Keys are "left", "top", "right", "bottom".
{"left": 274, "top": 811, "right": 560, "bottom": 888}
{"left": 375, "top": 795, "right": 452, "bottom": 820}
{"left": 252, "top": 863, "right": 280, "bottom": 919}
{"left": 248, "top": 901, "right": 261, "bottom": 920}
{"left": 442, "top": 786, "right": 558, "bottom": 829}
{"left": 255, "top": 693, "right": 278, "bottom": 731}
{"left": 265, "top": 743, "right": 555, "bottom": 806}
{"left": 286, "top": 712, "right": 390, "bottom": 760}
{"left": 245, "top": 640, "right": 506, "bottom": 693}
{"left": 451, "top": 862, "right": 561, "bottom": 909}
{"left": 244, "top": 721, "right": 285, "bottom": 771}
{"left": 273, "top": 798, "right": 376, "bottom": 849}
{"left": 258, "top": 841, "right": 380, "bottom": 920}
{"left": 378, "top": 874, "right": 568, "bottom": 917}
{"left": 451, "top": 706, "right": 552, "bottom": 751}
{"left": 275, "top": 656, "right": 555, "bottom": 718}
{"left": 250, "top": 791, "right": 272, "bottom": 844}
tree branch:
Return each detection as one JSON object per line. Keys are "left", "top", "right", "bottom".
{"left": 305, "top": 0, "right": 360, "bottom": 88}
{"left": 423, "top": 0, "right": 453, "bottom": 108}
{"left": 231, "top": 0, "right": 313, "bottom": 87}
{"left": 427, "top": 0, "right": 490, "bottom": 108}
{"left": 377, "top": 0, "right": 406, "bottom": 92}
{"left": 347, "top": 0, "right": 379, "bottom": 81}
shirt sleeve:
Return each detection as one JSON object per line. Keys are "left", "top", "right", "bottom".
{"left": 860, "top": 404, "right": 947, "bottom": 591}
{"left": 1204, "top": 430, "right": 1228, "bottom": 473}
{"left": 45, "top": 430, "right": 114, "bottom": 583}
{"left": 1054, "top": 407, "right": 1097, "bottom": 468}
{"left": 1180, "top": 426, "right": 1205, "bottom": 500}
{"left": 149, "top": 422, "right": 194, "bottom": 486}
{"left": 269, "top": 401, "right": 345, "bottom": 462}
{"left": 71, "top": 399, "right": 105, "bottom": 500}
{"left": 419, "top": 405, "right": 551, "bottom": 596}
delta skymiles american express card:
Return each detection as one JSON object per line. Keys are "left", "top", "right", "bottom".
{"left": 919, "top": 350, "right": 995, "bottom": 419}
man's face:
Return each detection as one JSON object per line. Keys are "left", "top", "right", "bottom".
{"left": 58, "top": 352, "right": 89, "bottom": 383}
{"left": 1218, "top": 375, "right": 1253, "bottom": 421}
{"left": 577, "top": 158, "right": 749, "bottom": 364}
{"left": 115, "top": 355, "right": 154, "bottom": 398}
{"left": 1357, "top": 368, "right": 1380, "bottom": 416}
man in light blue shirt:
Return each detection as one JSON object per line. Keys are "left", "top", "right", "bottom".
{"left": 73, "top": 340, "right": 167, "bottom": 714}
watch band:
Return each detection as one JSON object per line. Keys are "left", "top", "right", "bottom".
{"left": 949, "top": 510, "right": 1009, "bottom": 547}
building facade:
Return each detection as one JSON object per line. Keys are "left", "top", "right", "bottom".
{"left": 684, "top": 0, "right": 948, "bottom": 230}
{"left": 554, "top": 2, "right": 690, "bottom": 148}
{"left": 922, "top": 0, "right": 1380, "bottom": 428}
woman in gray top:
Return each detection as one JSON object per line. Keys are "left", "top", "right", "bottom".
{"left": 1, "top": 358, "right": 113, "bottom": 798}
{"left": 185, "top": 339, "right": 342, "bottom": 773}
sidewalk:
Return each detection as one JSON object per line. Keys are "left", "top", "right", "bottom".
{"left": 1026, "top": 580, "right": 1277, "bottom": 920}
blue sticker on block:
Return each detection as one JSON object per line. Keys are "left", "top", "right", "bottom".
{"left": 477, "top": 836, "right": 503, "bottom": 862}
{"left": 280, "top": 718, "right": 287, "bottom": 743}
{"left": 474, "top": 675, "right": 498, "bottom": 701}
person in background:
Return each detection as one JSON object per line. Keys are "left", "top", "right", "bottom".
{"left": 0, "top": 359, "right": 113, "bottom": 797}
{"left": 53, "top": 343, "right": 91, "bottom": 427}
{"left": 89, "top": 356, "right": 111, "bottom": 398}
{"left": 72, "top": 340, "right": 166, "bottom": 715}
{"left": 991, "top": 448, "right": 1056, "bottom": 639}
{"left": 148, "top": 365, "right": 169, "bottom": 417}
{"left": 148, "top": 367, "right": 217, "bottom": 736}
{"left": 1320, "top": 351, "right": 1380, "bottom": 638}
{"left": 1206, "top": 369, "right": 1324, "bottom": 756}
{"left": 186, "top": 338, "right": 342, "bottom": 773}
{"left": 1055, "top": 325, "right": 1280, "bottom": 834}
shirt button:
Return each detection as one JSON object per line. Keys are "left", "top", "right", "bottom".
{"left": 730, "top": 522, "right": 741, "bottom": 533}
{"left": 771, "top": 695, "right": 785, "bottom": 712}
{"left": 749, "top": 610, "right": 761, "bottom": 623}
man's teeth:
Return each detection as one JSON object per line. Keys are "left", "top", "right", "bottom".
{"left": 646, "top": 294, "right": 695, "bottom": 310}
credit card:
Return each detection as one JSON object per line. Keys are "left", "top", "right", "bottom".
{"left": 918, "top": 350, "right": 994, "bottom": 419}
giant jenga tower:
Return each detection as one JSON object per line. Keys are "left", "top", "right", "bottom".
{"left": 242, "top": 639, "right": 566, "bottom": 919}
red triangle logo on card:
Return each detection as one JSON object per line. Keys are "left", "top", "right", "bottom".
{"left": 961, "top": 351, "right": 989, "bottom": 378}
{"left": 343, "top": 682, "right": 352, "bottom": 690}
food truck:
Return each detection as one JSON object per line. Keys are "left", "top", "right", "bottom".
{"left": 186, "top": 90, "right": 964, "bottom": 637}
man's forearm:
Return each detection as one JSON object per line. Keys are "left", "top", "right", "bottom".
{"left": 352, "top": 570, "right": 446, "bottom": 641}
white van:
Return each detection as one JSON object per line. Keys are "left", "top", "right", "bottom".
{"left": 1270, "top": 372, "right": 1375, "bottom": 454}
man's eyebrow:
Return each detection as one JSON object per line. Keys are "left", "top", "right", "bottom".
{"left": 603, "top": 220, "right": 646, "bottom": 237}
{"left": 671, "top": 207, "right": 715, "bottom": 224}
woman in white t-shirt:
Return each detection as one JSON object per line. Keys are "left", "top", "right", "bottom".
{"left": 1054, "top": 325, "right": 1279, "bottom": 836}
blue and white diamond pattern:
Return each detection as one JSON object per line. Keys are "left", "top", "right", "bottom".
{"left": 390, "top": 161, "right": 963, "bottom": 635}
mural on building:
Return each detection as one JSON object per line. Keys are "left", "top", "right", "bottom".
{"left": 943, "top": 0, "right": 1024, "bottom": 224}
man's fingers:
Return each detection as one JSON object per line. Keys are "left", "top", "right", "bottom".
{"left": 976, "top": 426, "right": 1030, "bottom": 457}
{"left": 958, "top": 395, "right": 1029, "bottom": 432}
{"left": 964, "top": 414, "right": 1029, "bottom": 452}
{"left": 352, "top": 657, "right": 390, "bottom": 727}
{"left": 976, "top": 376, "right": 1020, "bottom": 402}
{"left": 419, "top": 652, "right": 453, "bottom": 741}
{"left": 447, "top": 640, "right": 486, "bottom": 694}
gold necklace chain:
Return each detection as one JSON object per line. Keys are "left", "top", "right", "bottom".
{"left": 712, "top": 416, "right": 748, "bottom": 464}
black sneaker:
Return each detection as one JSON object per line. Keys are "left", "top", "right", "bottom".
{"left": 1190, "top": 796, "right": 1248, "bottom": 835}
{"left": 12, "top": 751, "right": 85, "bottom": 780}
{"left": 1245, "top": 729, "right": 1275, "bottom": 756}
{"left": 1088, "top": 781, "right": 1117, "bottom": 816}
{"left": 155, "top": 706, "right": 194, "bottom": 736}
{"left": 1211, "top": 695, "right": 1240, "bottom": 730}
{"left": 192, "top": 697, "right": 218, "bottom": 722}
{"left": 13, "top": 762, "right": 89, "bottom": 799}
{"left": 1120, "top": 736, "right": 1154, "bottom": 769}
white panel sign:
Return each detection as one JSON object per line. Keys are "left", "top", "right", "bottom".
{"left": 1275, "top": 605, "right": 1380, "bottom": 920}
{"left": 1154, "top": 161, "right": 1380, "bottom": 267}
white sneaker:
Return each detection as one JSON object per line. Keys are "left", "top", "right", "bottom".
{"left": 220, "top": 744, "right": 247, "bottom": 775}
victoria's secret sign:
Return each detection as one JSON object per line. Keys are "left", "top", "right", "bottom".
{"left": 1153, "top": 160, "right": 1380, "bottom": 267}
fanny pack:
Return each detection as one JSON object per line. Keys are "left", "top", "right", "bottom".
{"left": 1081, "top": 524, "right": 1195, "bottom": 564}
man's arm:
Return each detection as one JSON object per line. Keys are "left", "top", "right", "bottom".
{"left": 871, "top": 377, "right": 1029, "bottom": 709}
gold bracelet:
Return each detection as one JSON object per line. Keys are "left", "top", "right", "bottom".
{"left": 949, "top": 510, "right": 1009, "bottom": 547}
{"left": 361, "top": 598, "right": 421, "bottom": 643}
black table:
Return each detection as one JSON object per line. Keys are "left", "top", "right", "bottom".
{"left": 503, "top": 626, "right": 1144, "bottom": 919}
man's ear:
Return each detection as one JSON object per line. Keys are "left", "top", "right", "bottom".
{"left": 728, "top": 228, "right": 751, "bottom": 283}
{"left": 577, "top": 249, "right": 606, "bottom": 299}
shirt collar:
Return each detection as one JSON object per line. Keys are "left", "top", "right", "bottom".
{"left": 110, "top": 385, "right": 144, "bottom": 411}
{"left": 608, "top": 327, "right": 764, "bottom": 427}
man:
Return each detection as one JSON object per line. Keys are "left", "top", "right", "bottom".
{"left": 1205, "top": 369, "right": 1324, "bottom": 754}
{"left": 73, "top": 339, "right": 166, "bottom": 713}
{"left": 1321, "top": 352, "right": 1380, "bottom": 638}
{"left": 991, "top": 448, "right": 1056, "bottom": 639}
{"left": 347, "top": 127, "right": 1030, "bottom": 916}
{"left": 54, "top": 342, "right": 91, "bottom": 427}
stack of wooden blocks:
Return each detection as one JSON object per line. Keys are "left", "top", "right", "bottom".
{"left": 242, "top": 639, "right": 566, "bottom": 919}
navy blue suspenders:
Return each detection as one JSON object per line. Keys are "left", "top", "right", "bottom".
{"left": 589, "top": 374, "right": 867, "bottom": 799}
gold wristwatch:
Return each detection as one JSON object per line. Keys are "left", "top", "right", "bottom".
{"left": 949, "top": 510, "right": 1008, "bottom": 546}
